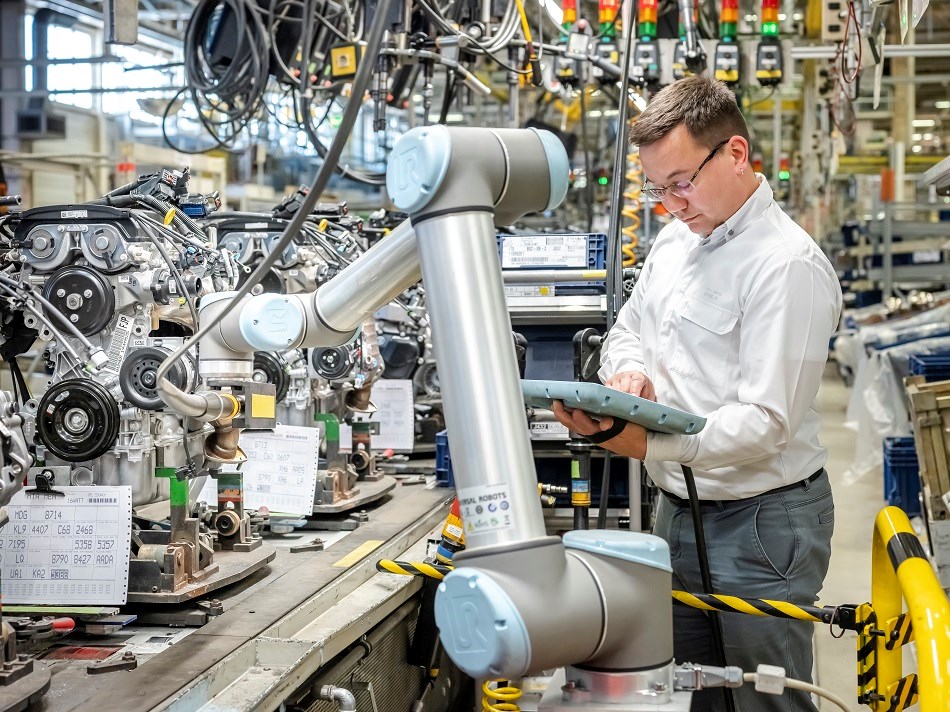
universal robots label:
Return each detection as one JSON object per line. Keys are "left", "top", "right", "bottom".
{"left": 0, "top": 486, "right": 133, "bottom": 605}
{"left": 458, "top": 483, "right": 515, "bottom": 535}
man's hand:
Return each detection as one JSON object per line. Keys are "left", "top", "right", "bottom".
{"left": 551, "top": 401, "right": 648, "bottom": 459}
{"left": 605, "top": 370, "right": 656, "bottom": 401}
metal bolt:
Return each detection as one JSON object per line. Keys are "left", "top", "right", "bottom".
{"left": 56, "top": 288, "right": 66, "bottom": 298}
{"left": 2, "top": 663, "right": 12, "bottom": 670}
{"left": 17, "top": 654, "right": 27, "bottom": 662}
{"left": 83, "top": 289, "right": 93, "bottom": 298}
{"left": 95, "top": 236, "right": 110, "bottom": 251}
{"left": 122, "top": 652, "right": 135, "bottom": 661}
{"left": 65, "top": 294, "right": 83, "bottom": 309}
{"left": 69, "top": 314, "right": 79, "bottom": 323}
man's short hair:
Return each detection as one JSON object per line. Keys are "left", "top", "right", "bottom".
{"left": 630, "top": 75, "right": 750, "bottom": 150}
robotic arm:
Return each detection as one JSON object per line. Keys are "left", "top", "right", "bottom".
{"left": 159, "top": 125, "right": 679, "bottom": 707}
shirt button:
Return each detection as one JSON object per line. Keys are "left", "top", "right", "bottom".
{"left": 728, "top": 230, "right": 735, "bottom": 236}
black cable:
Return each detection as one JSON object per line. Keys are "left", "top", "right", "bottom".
{"left": 438, "top": 69, "right": 458, "bottom": 125}
{"left": 156, "top": 0, "right": 395, "bottom": 387}
{"left": 596, "top": 451, "right": 611, "bottom": 529}
{"left": 11, "top": 360, "right": 30, "bottom": 402}
{"left": 682, "top": 464, "right": 737, "bottom": 712}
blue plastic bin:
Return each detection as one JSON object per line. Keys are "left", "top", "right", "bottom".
{"left": 883, "top": 437, "right": 922, "bottom": 517}
{"left": 435, "top": 430, "right": 454, "bottom": 488}
{"left": 909, "top": 354, "right": 950, "bottom": 382}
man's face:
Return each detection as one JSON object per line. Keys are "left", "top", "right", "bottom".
{"left": 639, "top": 124, "right": 736, "bottom": 237}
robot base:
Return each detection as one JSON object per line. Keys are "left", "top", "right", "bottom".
{"left": 539, "top": 669, "right": 693, "bottom": 711}
{"left": 127, "top": 544, "right": 276, "bottom": 604}
{"left": 0, "top": 663, "right": 51, "bottom": 712}
{"left": 311, "top": 475, "right": 396, "bottom": 514}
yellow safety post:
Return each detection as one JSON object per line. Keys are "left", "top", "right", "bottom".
{"left": 871, "top": 506, "right": 950, "bottom": 711}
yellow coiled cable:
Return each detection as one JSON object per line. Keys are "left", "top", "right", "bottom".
{"left": 620, "top": 117, "right": 642, "bottom": 267}
{"left": 482, "top": 679, "right": 522, "bottom": 711}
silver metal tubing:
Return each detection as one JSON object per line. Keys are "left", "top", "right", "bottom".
{"left": 317, "top": 685, "right": 356, "bottom": 711}
{"left": 315, "top": 219, "right": 421, "bottom": 335}
{"left": 414, "top": 211, "right": 546, "bottom": 548}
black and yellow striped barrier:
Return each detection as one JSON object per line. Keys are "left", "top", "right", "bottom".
{"left": 376, "top": 560, "right": 454, "bottom": 580}
{"left": 671, "top": 590, "right": 845, "bottom": 626}
{"left": 869, "top": 506, "right": 950, "bottom": 712}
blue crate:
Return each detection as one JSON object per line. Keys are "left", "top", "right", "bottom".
{"left": 883, "top": 437, "right": 922, "bottom": 517}
{"left": 909, "top": 354, "right": 950, "bottom": 382}
{"left": 435, "top": 430, "right": 454, "bottom": 488}
{"left": 497, "top": 233, "right": 606, "bottom": 271}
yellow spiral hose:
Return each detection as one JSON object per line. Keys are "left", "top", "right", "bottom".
{"left": 481, "top": 679, "right": 522, "bottom": 711}
{"left": 620, "top": 117, "right": 643, "bottom": 267}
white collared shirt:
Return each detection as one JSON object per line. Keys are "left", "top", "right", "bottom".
{"left": 599, "top": 177, "right": 842, "bottom": 500}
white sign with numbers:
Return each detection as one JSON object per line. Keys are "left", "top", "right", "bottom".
{"left": 198, "top": 425, "right": 320, "bottom": 516}
{"left": 0, "top": 486, "right": 132, "bottom": 605}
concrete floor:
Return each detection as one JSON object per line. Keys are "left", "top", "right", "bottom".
{"left": 813, "top": 368, "right": 917, "bottom": 711}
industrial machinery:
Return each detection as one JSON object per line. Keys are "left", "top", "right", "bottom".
{"left": 0, "top": 170, "right": 276, "bottom": 603}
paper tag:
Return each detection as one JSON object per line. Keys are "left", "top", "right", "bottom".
{"left": 458, "top": 483, "right": 515, "bottom": 536}
{"left": 199, "top": 426, "right": 319, "bottom": 516}
{"left": 367, "top": 380, "right": 415, "bottom": 451}
{"left": 0, "top": 487, "right": 132, "bottom": 605}
{"left": 339, "top": 424, "right": 353, "bottom": 452}
{"left": 501, "top": 235, "right": 588, "bottom": 269}
{"left": 61, "top": 210, "right": 89, "bottom": 219}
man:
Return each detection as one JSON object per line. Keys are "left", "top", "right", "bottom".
{"left": 552, "top": 75, "right": 842, "bottom": 712}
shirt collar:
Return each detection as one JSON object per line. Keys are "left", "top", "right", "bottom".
{"left": 707, "top": 174, "right": 773, "bottom": 242}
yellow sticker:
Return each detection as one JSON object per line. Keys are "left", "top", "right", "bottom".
{"left": 250, "top": 393, "right": 275, "bottom": 419}
{"left": 333, "top": 540, "right": 385, "bottom": 568}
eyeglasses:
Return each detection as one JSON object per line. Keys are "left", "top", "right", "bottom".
{"left": 642, "top": 138, "right": 730, "bottom": 202}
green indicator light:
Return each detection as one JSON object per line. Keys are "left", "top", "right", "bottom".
{"left": 598, "top": 176, "right": 609, "bottom": 185}
{"left": 779, "top": 170, "right": 790, "bottom": 180}
{"left": 762, "top": 22, "right": 779, "bottom": 36}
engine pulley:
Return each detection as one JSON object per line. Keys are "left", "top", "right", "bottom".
{"left": 119, "top": 346, "right": 189, "bottom": 410}
{"left": 253, "top": 352, "right": 291, "bottom": 402}
{"left": 312, "top": 346, "right": 353, "bottom": 380}
{"left": 42, "top": 265, "right": 115, "bottom": 337}
{"left": 36, "top": 379, "right": 120, "bottom": 462}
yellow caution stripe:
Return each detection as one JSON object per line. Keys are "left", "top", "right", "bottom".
{"left": 884, "top": 612, "right": 914, "bottom": 651}
{"left": 672, "top": 590, "right": 823, "bottom": 623}
{"left": 376, "top": 559, "right": 454, "bottom": 580}
{"left": 886, "top": 673, "right": 918, "bottom": 712}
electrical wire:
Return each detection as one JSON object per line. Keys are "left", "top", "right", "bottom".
{"left": 156, "top": 0, "right": 395, "bottom": 393}
{"left": 136, "top": 219, "right": 201, "bottom": 328}
{"left": 742, "top": 673, "right": 851, "bottom": 712}
{"left": 682, "top": 465, "right": 737, "bottom": 712}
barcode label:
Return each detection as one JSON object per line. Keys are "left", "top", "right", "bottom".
{"left": 104, "top": 315, "right": 133, "bottom": 373}
{"left": 501, "top": 235, "right": 588, "bottom": 268}
{"left": 88, "top": 498, "right": 116, "bottom": 504}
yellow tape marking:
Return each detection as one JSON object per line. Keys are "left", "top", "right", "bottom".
{"left": 333, "top": 540, "right": 385, "bottom": 568}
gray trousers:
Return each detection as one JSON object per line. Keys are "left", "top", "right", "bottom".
{"left": 652, "top": 471, "right": 834, "bottom": 712}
